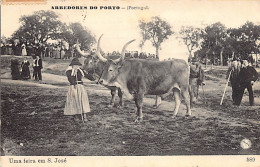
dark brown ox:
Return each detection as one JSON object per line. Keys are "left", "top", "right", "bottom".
{"left": 96, "top": 35, "right": 191, "bottom": 122}
{"left": 75, "top": 44, "right": 124, "bottom": 107}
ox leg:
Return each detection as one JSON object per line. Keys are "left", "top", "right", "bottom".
{"left": 109, "top": 89, "right": 116, "bottom": 107}
{"left": 134, "top": 94, "right": 144, "bottom": 122}
{"left": 182, "top": 88, "right": 192, "bottom": 117}
{"left": 172, "top": 88, "right": 181, "bottom": 118}
{"left": 118, "top": 88, "right": 124, "bottom": 107}
{"left": 196, "top": 83, "right": 199, "bottom": 100}
{"left": 189, "top": 78, "right": 197, "bottom": 104}
{"left": 153, "top": 96, "right": 162, "bottom": 108}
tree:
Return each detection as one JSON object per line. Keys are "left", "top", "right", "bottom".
{"left": 179, "top": 26, "right": 202, "bottom": 61}
{"left": 60, "top": 23, "right": 96, "bottom": 51}
{"left": 227, "top": 22, "right": 260, "bottom": 62}
{"left": 11, "top": 10, "right": 63, "bottom": 44}
{"left": 139, "top": 16, "right": 174, "bottom": 59}
{"left": 200, "top": 22, "right": 227, "bottom": 65}
{"left": 138, "top": 21, "right": 149, "bottom": 52}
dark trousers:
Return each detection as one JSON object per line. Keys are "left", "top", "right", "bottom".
{"left": 231, "top": 84, "right": 240, "bottom": 104}
{"left": 34, "top": 67, "right": 42, "bottom": 80}
{"left": 236, "top": 83, "right": 254, "bottom": 106}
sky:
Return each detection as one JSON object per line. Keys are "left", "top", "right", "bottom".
{"left": 2, "top": 0, "right": 260, "bottom": 61}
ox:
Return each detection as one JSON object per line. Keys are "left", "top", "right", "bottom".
{"left": 154, "top": 62, "right": 205, "bottom": 108}
{"left": 96, "top": 35, "right": 191, "bottom": 122}
{"left": 76, "top": 44, "right": 124, "bottom": 107}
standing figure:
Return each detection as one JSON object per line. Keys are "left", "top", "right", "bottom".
{"left": 11, "top": 59, "right": 21, "bottom": 80}
{"left": 64, "top": 58, "right": 91, "bottom": 121}
{"left": 49, "top": 44, "right": 54, "bottom": 58}
{"left": 33, "top": 56, "right": 43, "bottom": 81}
{"left": 226, "top": 59, "right": 241, "bottom": 105}
{"left": 61, "top": 48, "right": 65, "bottom": 59}
{"left": 189, "top": 62, "right": 205, "bottom": 103}
{"left": 21, "top": 57, "right": 31, "bottom": 80}
{"left": 236, "top": 59, "right": 259, "bottom": 106}
{"left": 21, "top": 43, "right": 27, "bottom": 56}
{"left": 35, "top": 45, "right": 42, "bottom": 58}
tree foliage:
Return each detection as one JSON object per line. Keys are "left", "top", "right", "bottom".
{"left": 228, "top": 21, "right": 260, "bottom": 59}
{"left": 197, "top": 21, "right": 260, "bottom": 65}
{"left": 12, "top": 10, "right": 63, "bottom": 44}
{"left": 139, "top": 16, "right": 173, "bottom": 59}
{"left": 179, "top": 26, "right": 202, "bottom": 61}
{"left": 60, "top": 23, "right": 96, "bottom": 50}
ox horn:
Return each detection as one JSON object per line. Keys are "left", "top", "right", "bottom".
{"left": 114, "top": 39, "right": 136, "bottom": 63}
{"left": 95, "top": 34, "right": 107, "bottom": 62}
{"left": 75, "top": 39, "right": 89, "bottom": 57}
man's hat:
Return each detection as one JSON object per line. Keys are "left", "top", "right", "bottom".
{"left": 69, "top": 58, "right": 82, "bottom": 66}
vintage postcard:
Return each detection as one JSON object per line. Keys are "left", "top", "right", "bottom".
{"left": 1, "top": 0, "right": 260, "bottom": 167}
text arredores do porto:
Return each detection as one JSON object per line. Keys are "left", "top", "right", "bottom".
{"left": 9, "top": 157, "right": 67, "bottom": 164}
{"left": 51, "top": 6, "right": 149, "bottom": 10}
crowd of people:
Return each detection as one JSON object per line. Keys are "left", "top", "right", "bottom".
{"left": 1, "top": 42, "right": 80, "bottom": 59}
{"left": 103, "top": 50, "right": 159, "bottom": 60}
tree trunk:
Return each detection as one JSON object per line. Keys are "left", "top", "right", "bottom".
{"left": 156, "top": 47, "right": 159, "bottom": 60}
{"left": 205, "top": 53, "right": 207, "bottom": 68}
{"left": 232, "top": 51, "right": 235, "bottom": 59}
{"left": 256, "top": 53, "right": 258, "bottom": 67}
{"left": 220, "top": 47, "right": 224, "bottom": 66}
{"left": 188, "top": 51, "right": 192, "bottom": 62}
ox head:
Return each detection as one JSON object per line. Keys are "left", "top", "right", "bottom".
{"left": 76, "top": 41, "right": 104, "bottom": 81}
{"left": 95, "top": 35, "right": 135, "bottom": 86}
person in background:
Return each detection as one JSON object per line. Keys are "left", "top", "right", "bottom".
{"left": 9, "top": 43, "right": 14, "bottom": 55}
{"left": 61, "top": 47, "right": 65, "bottom": 59}
{"left": 236, "top": 59, "right": 259, "bottom": 106}
{"left": 33, "top": 56, "right": 43, "bottom": 81}
{"left": 45, "top": 44, "right": 50, "bottom": 57}
{"left": 21, "top": 43, "right": 27, "bottom": 56}
{"left": 50, "top": 44, "right": 54, "bottom": 58}
{"left": 226, "top": 58, "right": 241, "bottom": 105}
{"left": 11, "top": 59, "right": 21, "bottom": 80}
{"left": 21, "top": 57, "right": 31, "bottom": 80}
{"left": 64, "top": 58, "right": 91, "bottom": 122}
{"left": 1, "top": 43, "right": 5, "bottom": 55}
{"left": 189, "top": 61, "right": 205, "bottom": 103}
{"left": 35, "top": 45, "right": 41, "bottom": 58}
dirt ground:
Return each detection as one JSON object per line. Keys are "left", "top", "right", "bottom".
{"left": 1, "top": 55, "right": 260, "bottom": 155}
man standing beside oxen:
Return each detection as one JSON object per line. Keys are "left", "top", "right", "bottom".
{"left": 226, "top": 58, "right": 241, "bottom": 105}
{"left": 189, "top": 60, "right": 205, "bottom": 103}
{"left": 236, "top": 59, "right": 259, "bottom": 106}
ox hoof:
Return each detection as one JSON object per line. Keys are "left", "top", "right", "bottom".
{"left": 185, "top": 114, "right": 192, "bottom": 118}
{"left": 172, "top": 115, "right": 177, "bottom": 119}
{"left": 107, "top": 104, "right": 114, "bottom": 108}
{"left": 134, "top": 117, "right": 143, "bottom": 123}
{"left": 152, "top": 104, "right": 161, "bottom": 109}
{"left": 116, "top": 103, "right": 124, "bottom": 108}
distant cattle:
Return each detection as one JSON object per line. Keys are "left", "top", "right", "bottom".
{"left": 95, "top": 35, "right": 191, "bottom": 122}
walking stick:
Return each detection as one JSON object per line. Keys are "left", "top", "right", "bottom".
{"left": 76, "top": 72, "right": 84, "bottom": 124}
{"left": 220, "top": 70, "right": 232, "bottom": 105}
{"left": 201, "top": 83, "right": 206, "bottom": 104}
